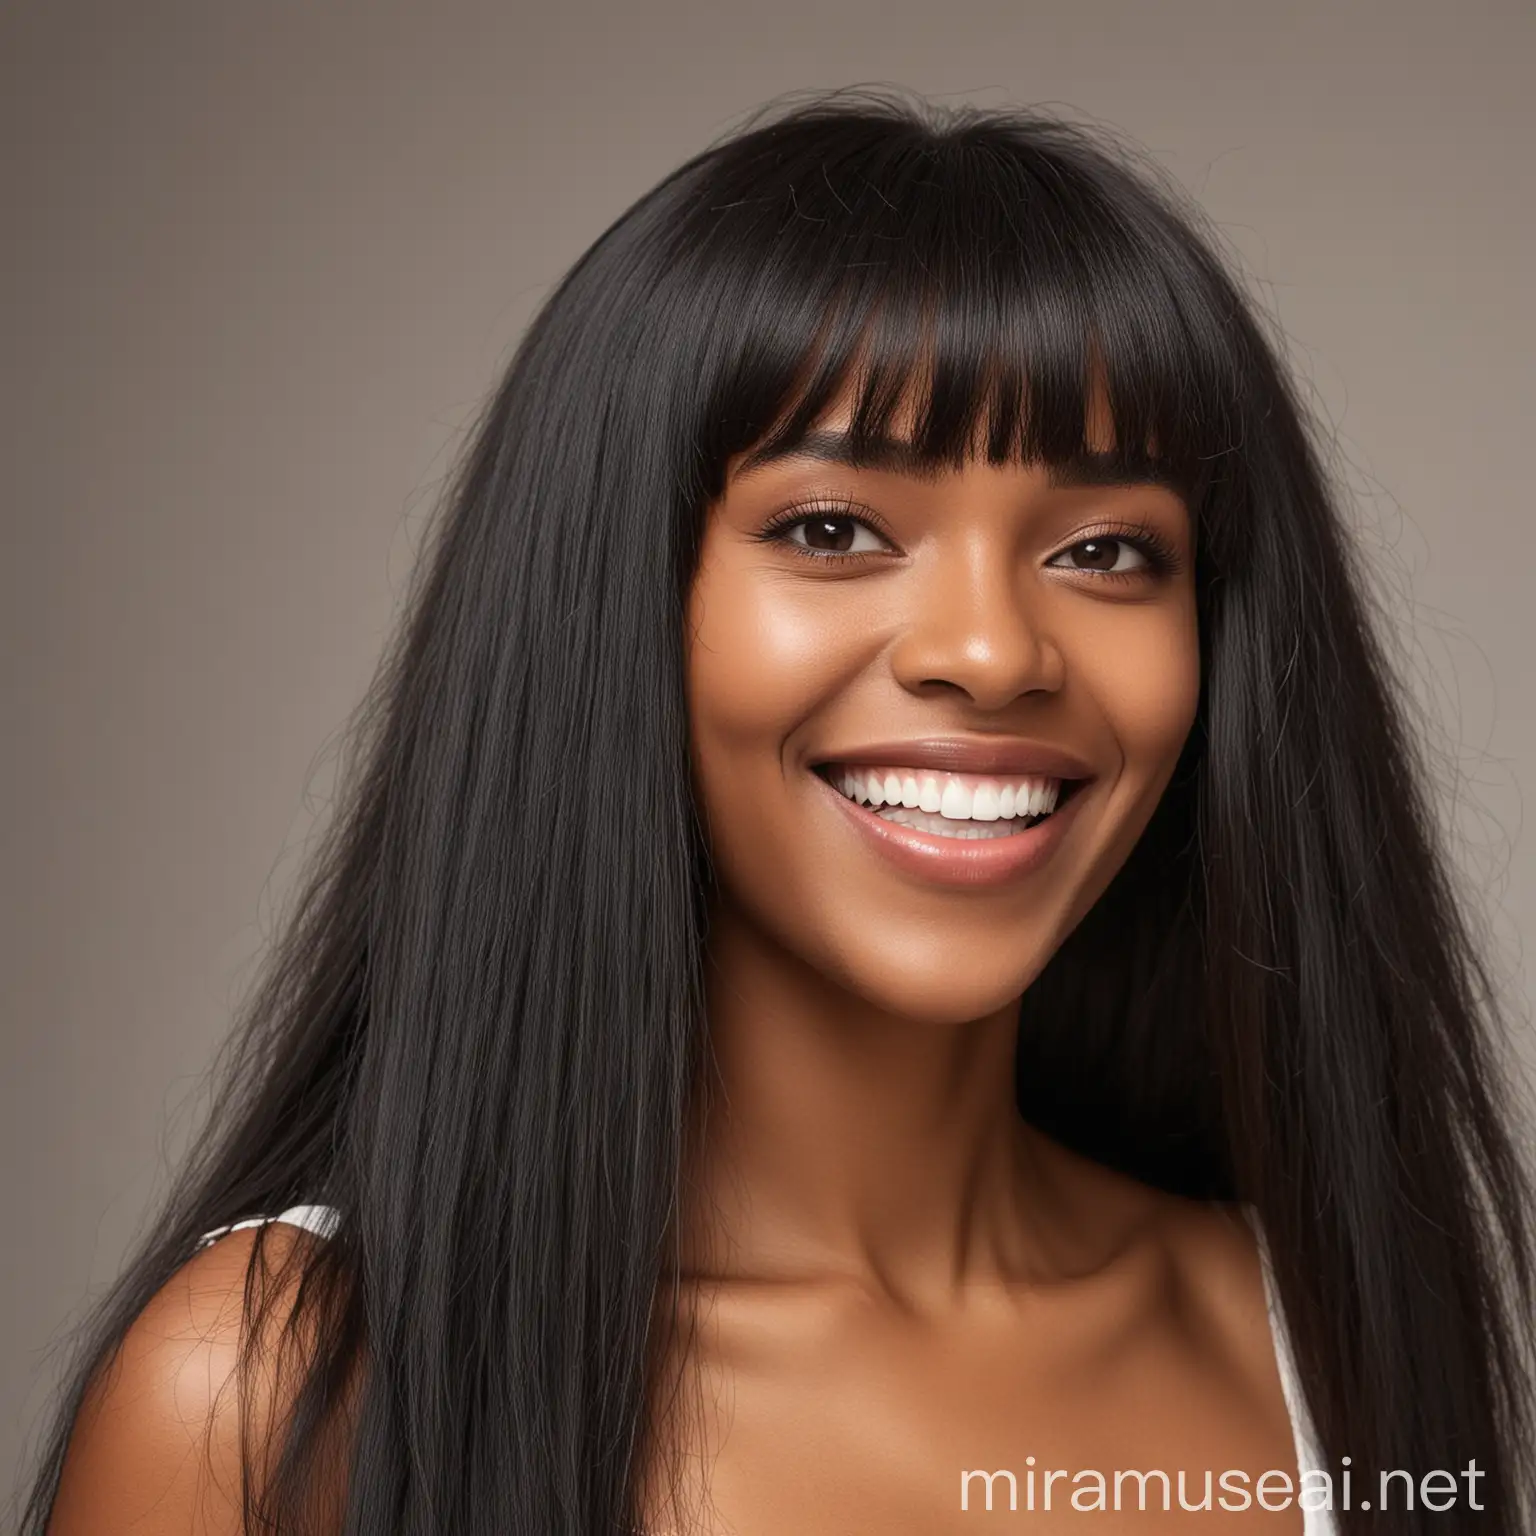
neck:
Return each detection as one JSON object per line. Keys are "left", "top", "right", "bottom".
{"left": 682, "top": 901, "right": 1073, "bottom": 1302}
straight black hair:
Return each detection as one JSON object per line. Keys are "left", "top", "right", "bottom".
{"left": 22, "top": 89, "right": 1535, "bottom": 1533}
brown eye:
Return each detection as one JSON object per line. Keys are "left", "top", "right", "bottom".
{"left": 802, "top": 517, "right": 858, "bottom": 552}
{"left": 1050, "top": 537, "right": 1149, "bottom": 574}
{"left": 775, "top": 514, "right": 890, "bottom": 557}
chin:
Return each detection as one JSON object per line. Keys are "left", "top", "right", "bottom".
{"left": 830, "top": 939, "right": 1050, "bottom": 1028}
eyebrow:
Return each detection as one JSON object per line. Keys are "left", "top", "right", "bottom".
{"left": 736, "top": 429, "right": 1184, "bottom": 494}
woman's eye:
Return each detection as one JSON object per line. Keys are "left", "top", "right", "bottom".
{"left": 780, "top": 515, "right": 888, "bottom": 555}
{"left": 1049, "top": 536, "right": 1148, "bottom": 574}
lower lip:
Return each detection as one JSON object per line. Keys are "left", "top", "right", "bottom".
{"left": 812, "top": 771, "right": 1090, "bottom": 889}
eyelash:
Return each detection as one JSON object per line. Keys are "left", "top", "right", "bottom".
{"left": 754, "top": 499, "right": 898, "bottom": 562}
{"left": 754, "top": 501, "right": 1183, "bottom": 581}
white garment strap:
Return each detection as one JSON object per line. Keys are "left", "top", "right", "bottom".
{"left": 197, "top": 1203, "right": 340, "bottom": 1250}
{"left": 1245, "top": 1207, "right": 1336, "bottom": 1535}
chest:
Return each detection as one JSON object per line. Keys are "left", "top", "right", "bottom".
{"left": 647, "top": 1298, "right": 1303, "bottom": 1534}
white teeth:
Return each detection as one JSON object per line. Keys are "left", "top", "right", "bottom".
{"left": 939, "top": 779, "right": 972, "bottom": 819}
{"left": 827, "top": 766, "right": 1069, "bottom": 827}
{"left": 878, "top": 805, "right": 1021, "bottom": 839}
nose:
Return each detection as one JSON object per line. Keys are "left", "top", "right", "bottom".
{"left": 887, "top": 545, "right": 1065, "bottom": 711}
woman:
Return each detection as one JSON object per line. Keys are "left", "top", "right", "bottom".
{"left": 24, "top": 92, "right": 1535, "bottom": 1533}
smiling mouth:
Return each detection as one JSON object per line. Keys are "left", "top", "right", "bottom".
{"left": 813, "top": 764, "right": 1087, "bottom": 841}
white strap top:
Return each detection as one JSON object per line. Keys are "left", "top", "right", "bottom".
{"left": 196, "top": 1203, "right": 341, "bottom": 1249}
{"left": 1248, "top": 1214, "right": 1335, "bottom": 1535}
{"left": 203, "top": 1204, "right": 1334, "bottom": 1532}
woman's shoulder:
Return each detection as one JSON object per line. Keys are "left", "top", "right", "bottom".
{"left": 47, "top": 1216, "right": 342, "bottom": 1534}
{"left": 1023, "top": 1130, "right": 1285, "bottom": 1405}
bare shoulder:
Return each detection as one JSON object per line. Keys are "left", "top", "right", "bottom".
{"left": 1022, "top": 1130, "right": 1279, "bottom": 1392}
{"left": 47, "top": 1221, "right": 337, "bottom": 1534}
{"left": 1081, "top": 1154, "right": 1283, "bottom": 1402}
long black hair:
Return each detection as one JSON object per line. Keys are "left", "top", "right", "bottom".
{"left": 22, "top": 89, "right": 1535, "bottom": 1533}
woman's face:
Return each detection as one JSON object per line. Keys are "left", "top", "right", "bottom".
{"left": 685, "top": 391, "right": 1199, "bottom": 1025}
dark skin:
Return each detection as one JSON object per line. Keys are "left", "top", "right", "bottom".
{"left": 49, "top": 392, "right": 1301, "bottom": 1532}
{"left": 652, "top": 389, "right": 1299, "bottom": 1532}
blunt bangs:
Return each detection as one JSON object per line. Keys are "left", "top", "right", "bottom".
{"left": 663, "top": 103, "right": 1249, "bottom": 512}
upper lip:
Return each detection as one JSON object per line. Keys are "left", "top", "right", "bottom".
{"left": 812, "top": 737, "right": 1096, "bottom": 781}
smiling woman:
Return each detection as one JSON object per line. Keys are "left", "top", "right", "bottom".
{"left": 689, "top": 409, "right": 1200, "bottom": 1007}
{"left": 23, "top": 92, "right": 1536, "bottom": 1535}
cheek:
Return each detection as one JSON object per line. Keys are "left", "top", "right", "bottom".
{"left": 687, "top": 563, "right": 809, "bottom": 858}
{"left": 1039, "top": 602, "right": 1201, "bottom": 945}
{"left": 1099, "top": 618, "right": 1201, "bottom": 772}
{"left": 1072, "top": 602, "right": 1201, "bottom": 861}
{"left": 686, "top": 563, "right": 869, "bottom": 779}
{"left": 685, "top": 556, "right": 893, "bottom": 980}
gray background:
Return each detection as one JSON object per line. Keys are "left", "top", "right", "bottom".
{"left": 3, "top": 0, "right": 1532, "bottom": 1502}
